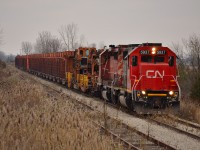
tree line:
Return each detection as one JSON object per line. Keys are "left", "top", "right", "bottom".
{"left": 173, "top": 34, "right": 200, "bottom": 102}
{"left": 21, "top": 23, "right": 105, "bottom": 55}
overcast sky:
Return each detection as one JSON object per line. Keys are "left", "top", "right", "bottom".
{"left": 0, "top": 0, "right": 200, "bottom": 55}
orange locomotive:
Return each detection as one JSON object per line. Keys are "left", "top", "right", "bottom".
{"left": 15, "top": 43, "right": 180, "bottom": 114}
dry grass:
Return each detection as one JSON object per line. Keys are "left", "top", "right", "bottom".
{"left": 151, "top": 100, "right": 200, "bottom": 125}
{"left": 0, "top": 65, "right": 122, "bottom": 150}
{"left": 180, "top": 99, "right": 200, "bottom": 124}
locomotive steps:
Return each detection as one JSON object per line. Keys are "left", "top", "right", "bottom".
{"left": 21, "top": 68, "right": 200, "bottom": 150}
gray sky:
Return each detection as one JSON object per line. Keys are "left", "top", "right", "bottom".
{"left": 0, "top": 0, "right": 200, "bottom": 55}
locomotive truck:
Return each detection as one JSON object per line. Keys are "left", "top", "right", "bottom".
{"left": 15, "top": 43, "right": 180, "bottom": 114}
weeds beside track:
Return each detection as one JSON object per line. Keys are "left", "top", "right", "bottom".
{"left": 0, "top": 65, "right": 123, "bottom": 150}
{"left": 27, "top": 68, "right": 176, "bottom": 150}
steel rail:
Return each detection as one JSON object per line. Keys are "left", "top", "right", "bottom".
{"left": 30, "top": 72, "right": 175, "bottom": 150}
{"left": 167, "top": 114, "right": 200, "bottom": 130}
{"left": 148, "top": 118, "right": 200, "bottom": 141}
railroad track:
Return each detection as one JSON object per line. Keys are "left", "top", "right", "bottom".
{"left": 32, "top": 74, "right": 175, "bottom": 150}
{"left": 168, "top": 114, "right": 200, "bottom": 130}
{"left": 16, "top": 68, "right": 200, "bottom": 149}
{"left": 148, "top": 115, "right": 200, "bottom": 141}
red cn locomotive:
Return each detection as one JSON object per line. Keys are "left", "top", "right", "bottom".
{"left": 99, "top": 43, "right": 180, "bottom": 113}
{"left": 15, "top": 43, "right": 180, "bottom": 114}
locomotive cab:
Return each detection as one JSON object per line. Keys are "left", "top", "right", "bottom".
{"left": 129, "top": 43, "right": 180, "bottom": 113}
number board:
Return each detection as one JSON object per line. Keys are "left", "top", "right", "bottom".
{"left": 140, "top": 50, "right": 166, "bottom": 55}
{"left": 140, "top": 50, "right": 150, "bottom": 55}
{"left": 156, "top": 50, "right": 166, "bottom": 55}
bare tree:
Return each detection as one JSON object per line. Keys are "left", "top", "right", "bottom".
{"left": 172, "top": 42, "right": 186, "bottom": 69}
{"left": 59, "top": 23, "right": 78, "bottom": 50}
{"left": 185, "top": 35, "right": 200, "bottom": 100}
{"left": 184, "top": 34, "right": 200, "bottom": 73}
{"left": 21, "top": 41, "right": 32, "bottom": 55}
{"left": 172, "top": 34, "right": 200, "bottom": 100}
{"left": 35, "top": 31, "right": 62, "bottom": 53}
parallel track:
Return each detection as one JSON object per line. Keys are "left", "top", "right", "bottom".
{"left": 167, "top": 114, "right": 200, "bottom": 130}
{"left": 18, "top": 70, "right": 200, "bottom": 149}
{"left": 148, "top": 115, "right": 200, "bottom": 141}
{"left": 23, "top": 72, "right": 175, "bottom": 150}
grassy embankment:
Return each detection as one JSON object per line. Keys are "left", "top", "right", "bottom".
{"left": 180, "top": 100, "right": 200, "bottom": 124}
{"left": 0, "top": 64, "right": 122, "bottom": 149}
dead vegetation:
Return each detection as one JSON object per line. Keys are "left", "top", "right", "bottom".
{"left": 0, "top": 60, "right": 6, "bottom": 69}
{"left": 0, "top": 65, "right": 122, "bottom": 150}
{"left": 180, "top": 99, "right": 200, "bottom": 124}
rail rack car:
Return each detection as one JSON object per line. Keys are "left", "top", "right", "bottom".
{"left": 15, "top": 43, "right": 180, "bottom": 114}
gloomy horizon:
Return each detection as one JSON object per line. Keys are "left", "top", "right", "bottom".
{"left": 1, "top": 0, "right": 200, "bottom": 55}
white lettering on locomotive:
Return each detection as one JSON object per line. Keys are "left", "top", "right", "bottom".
{"left": 146, "top": 70, "right": 165, "bottom": 78}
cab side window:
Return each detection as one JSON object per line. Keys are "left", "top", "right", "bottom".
{"left": 169, "top": 56, "right": 174, "bottom": 66}
{"left": 132, "top": 56, "right": 138, "bottom": 66}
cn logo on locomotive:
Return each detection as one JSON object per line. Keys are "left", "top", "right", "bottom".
{"left": 146, "top": 70, "right": 165, "bottom": 78}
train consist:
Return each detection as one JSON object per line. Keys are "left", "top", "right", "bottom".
{"left": 15, "top": 43, "right": 180, "bottom": 113}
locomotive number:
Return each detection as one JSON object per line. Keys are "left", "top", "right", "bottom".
{"left": 156, "top": 50, "right": 166, "bottom": 55}
{"left": 140, "top": 50, "right": 150, "bottom": 55}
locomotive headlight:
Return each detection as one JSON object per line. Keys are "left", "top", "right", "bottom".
{"left": 141, "top": 90, "right": 146, "bottom": 95}
{"left": 152, "top": 47, "right": 156, "bottom": 54}
{"left": 169, "top": 91, "right": 174, "bottom": 96}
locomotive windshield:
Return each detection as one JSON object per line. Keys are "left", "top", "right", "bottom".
{"left": 141, "top": 55, "right": 165, "bottom": 63}
{"left": 154, "top": 56, "right": 165, "bottom": 63}
{"left": 141, "top": 56, "right": 152, "bottom": 62}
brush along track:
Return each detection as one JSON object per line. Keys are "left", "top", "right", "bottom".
{"left": 17, "top": 70, "right": 200, "bottom": 150}
{"left": 24, "top": 75, "right": 174, "bottom": 150}
{"left": 148, "top": 115, "right": 200, "bottom": 141}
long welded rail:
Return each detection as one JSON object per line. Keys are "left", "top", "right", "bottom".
{"left": 148, "top": 118, "right": 200, "bottom": 141}
{"left": 167, "top": 114, "right": 200, "bottom": 130}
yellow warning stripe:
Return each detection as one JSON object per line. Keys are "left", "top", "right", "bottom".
{"left": 148, "top": 94, "right": 167, "bottom": 97}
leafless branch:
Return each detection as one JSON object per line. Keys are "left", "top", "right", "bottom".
{"left": 21, "top": 41, "right": 32, "bottom": 55}
{"left": 59, "top": 23, "right": 79, "bottom": 50}
{"left": 35, "top": 31, "right": 62, "bottom": 53}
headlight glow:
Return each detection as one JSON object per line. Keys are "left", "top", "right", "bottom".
{"left": 141, "top": 91, "right": 146, "bottom": 95}
{"left": 169, "top": 91, "right": 174, "bottom": 95}
{"left": 151, "top": 47, "right": 156, "bottom": 54}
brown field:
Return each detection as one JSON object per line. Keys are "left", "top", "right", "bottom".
{"left": 180, "top": 99, "right": 200, "bottom": 124}
{"left": 0, "top": 65, "right": 122, "bottom": 150}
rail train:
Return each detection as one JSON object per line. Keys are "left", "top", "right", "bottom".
{"left": 15, "top": 43, "right": 180, "bottom": 114}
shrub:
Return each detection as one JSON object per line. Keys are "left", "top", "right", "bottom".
{"left": 0, "top": 60, "right": 6, "bottom": 69}
{"left": 190, "top": 75, "right": 200, "bottom": 102}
